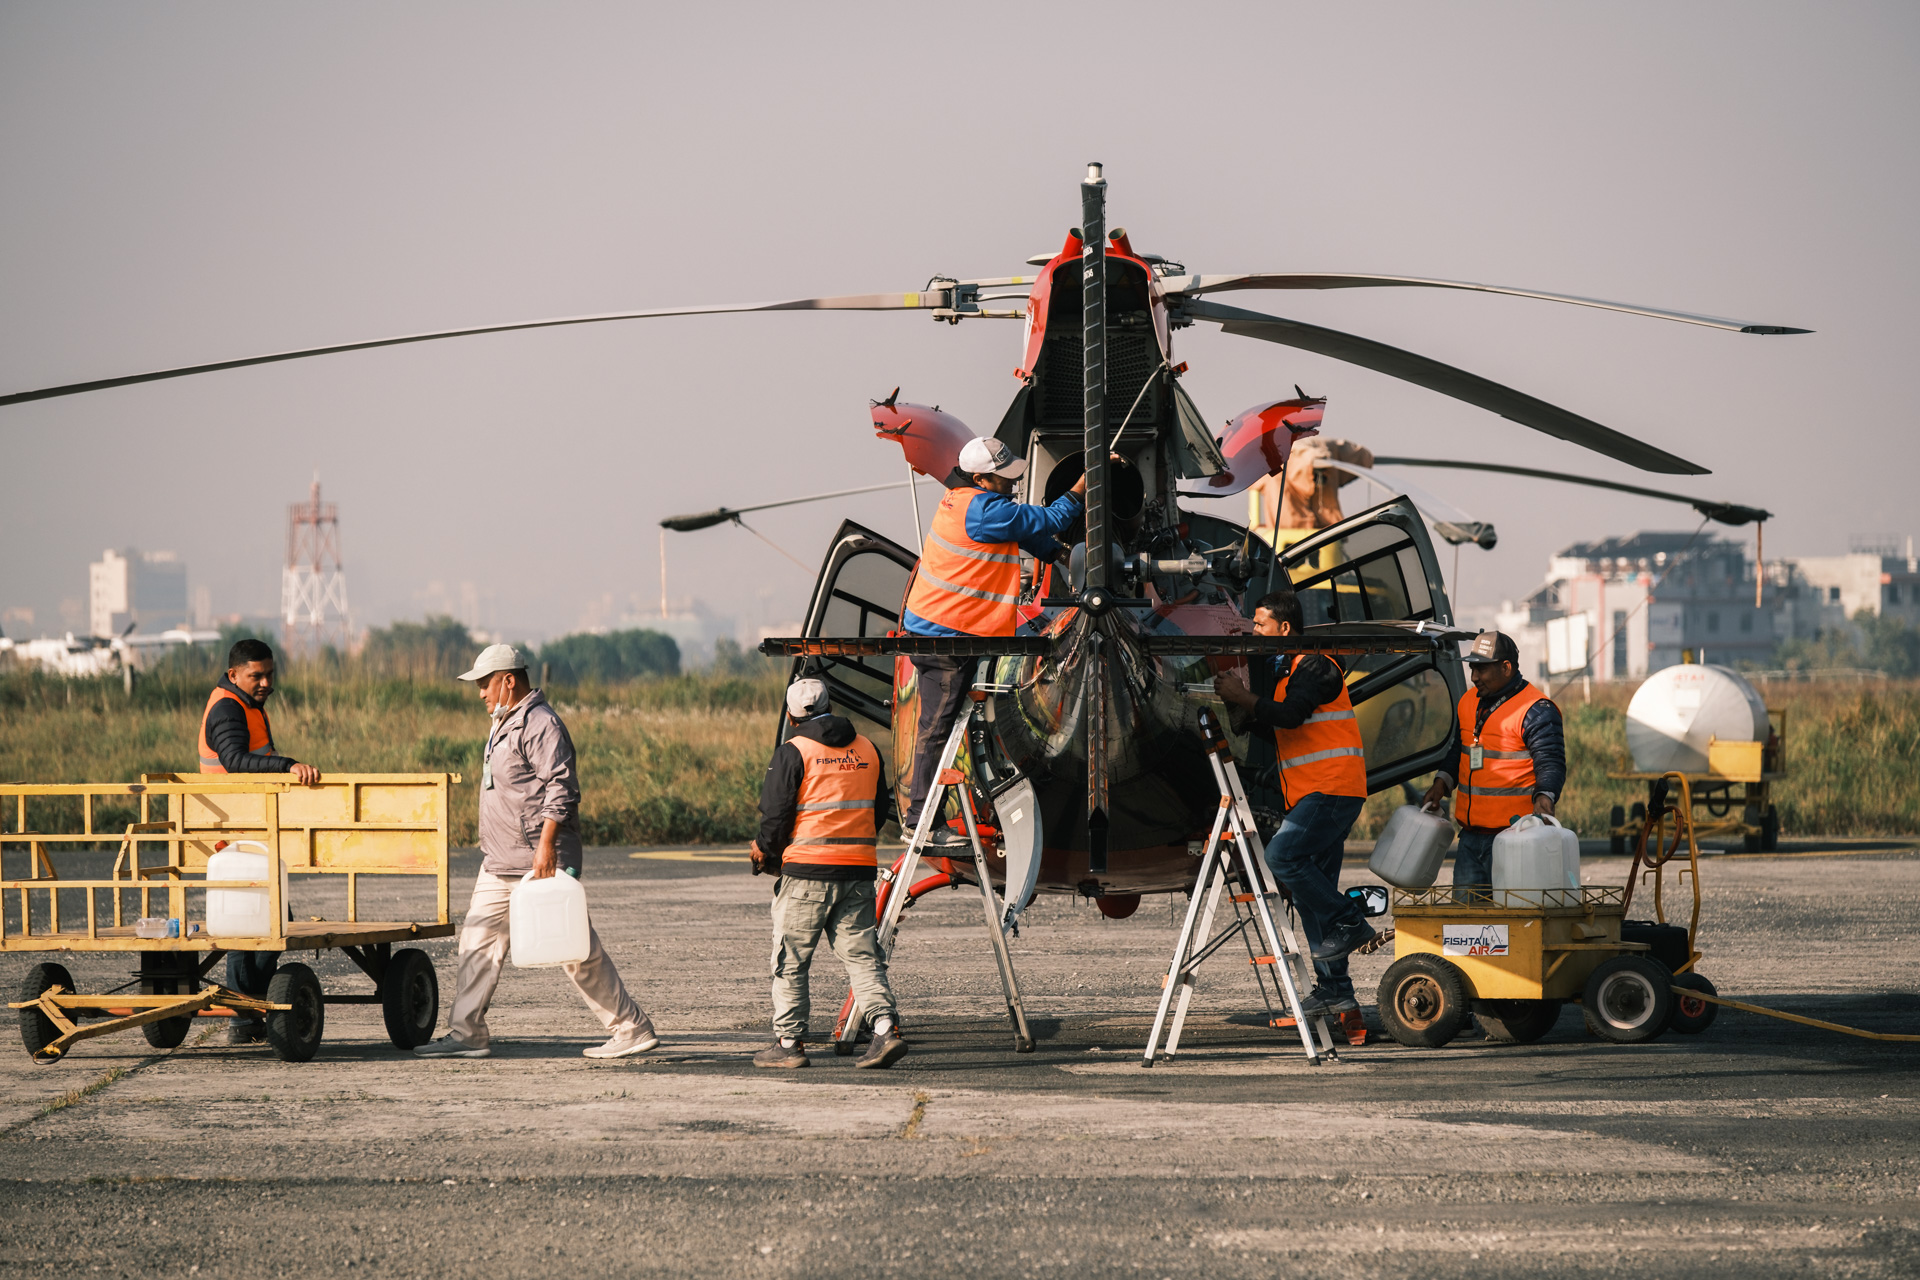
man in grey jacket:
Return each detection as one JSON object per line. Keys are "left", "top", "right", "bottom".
{"left": 414, "top": 645, "right": 659, "bottom": 1059}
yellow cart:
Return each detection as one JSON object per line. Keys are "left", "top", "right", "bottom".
{"left": 4, "top": 773, "right": 457, "bottom": 1064}
{"left": 1608, "top": 709, "right": 1786, "bottom": 853}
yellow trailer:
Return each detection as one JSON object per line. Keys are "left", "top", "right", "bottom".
{"left": 4, "top": 773, "right": 457, "bottom": 1064}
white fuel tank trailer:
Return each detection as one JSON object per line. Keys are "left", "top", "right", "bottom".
{"left": 1625, "top": 663, "right": 1770, "bottom": 774}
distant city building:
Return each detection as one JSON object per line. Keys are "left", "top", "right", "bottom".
{"left": 88, "top": 548, "right": 188, "bottom": 637}
{"left": 1492, "top": 530, "right": 1919, "bottom": 683}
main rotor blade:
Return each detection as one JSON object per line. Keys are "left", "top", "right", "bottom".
{"left": 0, "top": 291, "right": 950, "bottom": 407}
{"left": 1180, "top": 298, "right": 1709, "bottom": 475}
{"left": 660, "top": 477, "right": 932, "bottom": 532}
{"left": 1159, "top": 273, "right": 1811, "bottom": 335}
{"left": 1371, "top": 456, "right": 1771, "bottom": 525}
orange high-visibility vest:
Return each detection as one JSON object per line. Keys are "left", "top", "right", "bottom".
{"left": 197, "top": 686, "right": 276, "bottom": 773}
{"left": 1454, "top": 682, "right": 1550, "bottom": 829}
{"left": 903, "top": 487, "right": 1022, "bottom": 636}
{"left": 1271, "top": 658, "right": 1368, "bottom": 805}
{"left": 783, "top": 733, "right": 884, "bottom": 868}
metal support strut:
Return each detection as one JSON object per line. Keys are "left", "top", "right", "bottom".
{"left": 838, "top": 680, "right": 1034, "bottom": 1054}
{"left": 1142, "top": 710, "right": 1334, "bottom": 1067}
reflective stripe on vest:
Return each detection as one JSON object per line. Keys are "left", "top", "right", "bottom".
{"left": 196, "top": 686, "right": 276, "bottom": 773}
{"left": 902, "top": 487, "right": 1023, "bottom": 635}
{"left": 1454, "top": 682, "right": 1550, "bottom": 829}
{"left": 1272, "top": 659, "right": 1368, "bottom": 803}
{"left": 784, "top": 732, "right": 884, "bottom": 867}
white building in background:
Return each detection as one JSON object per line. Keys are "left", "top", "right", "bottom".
{"left": 1785, "top": 538, "right": 1920, "bottom": 631}
{"left": 88, "top": 549, "right": 188, "bottom": 638}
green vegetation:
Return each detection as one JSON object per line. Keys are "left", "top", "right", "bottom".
{"left": 1358, "top": 680, "right": 1919, "bottom": 841}
{"left": 1770, "top": 610, "right": 1920, "bottom": 678}
{"left": 0, "top": 664, "right": 785, "bottom": 846}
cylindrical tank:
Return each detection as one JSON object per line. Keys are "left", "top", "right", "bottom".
{"left": 1625, "top": 664, "right": 1769, "bottom": 774}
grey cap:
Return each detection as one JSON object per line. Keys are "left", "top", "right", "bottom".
{"left": 1465, "top": 631, "right": 1520, "bottom": 666}
{"left": 456, "top": 643, "right": 528, "bottom": 682}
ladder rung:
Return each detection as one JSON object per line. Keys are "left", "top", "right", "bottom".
{"left": 1230, "top": 892, "right": 1258, "bottom": 903}
{"left": 1249, "top": 955, "right": 1276, "bottom": 966}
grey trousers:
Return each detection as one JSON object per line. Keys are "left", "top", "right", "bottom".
{"left": 448, "top": 870, "right": 648, "bottom": 1048}
{"left": 770, "top": 876, "right": 897, "bottom": 1042}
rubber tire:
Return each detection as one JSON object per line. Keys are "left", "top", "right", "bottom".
{"left": 1377, "top": 954, "right": 1472, "bottom": 1048}
{"left": 1582, "top": 955, "right": 1675, "bottom": 1043}
{"left": 1761, "top": 809, "right": 1780, "bottom": 853}
{"left": 264, "top": 963, "right": 325, "bottom": 1063}
{"left": 140, "top": 955, "right": 195, "bottom": 1050}
{"left": 1669, "top": 972, "right": 1720, "bottom": 1035}
{"left": 1474, "top": 998, "right": 1563, "bottom": 1044}
{"left": 18, "top": 962, "right": 75, "bottom": 1065}
{"left": 379, "top": 948, "right": 440, "bottom": 1050}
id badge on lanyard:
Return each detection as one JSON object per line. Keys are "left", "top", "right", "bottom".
{"left": 482, "top": 725, "right": 501, "bottom": 789}
{"left": 1469, "top": 741, "right": 1484, "bottom": 771}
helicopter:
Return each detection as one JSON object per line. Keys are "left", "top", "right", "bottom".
{"left": 1, "top": 164, "right": 1807, "bottom": 1042}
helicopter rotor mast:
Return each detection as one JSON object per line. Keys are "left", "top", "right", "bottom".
{"left": 1080, "top": 163, "right": 1112, "bottom": 876}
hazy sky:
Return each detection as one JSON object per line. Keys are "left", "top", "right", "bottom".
{"left": 3, "top": 3, "right": 1914, "bottom": 642}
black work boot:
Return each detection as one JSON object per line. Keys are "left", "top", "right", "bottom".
{"left": 226, "top": 1017, "right": 265, "bottom": 1046}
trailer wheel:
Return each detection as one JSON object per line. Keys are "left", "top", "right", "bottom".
{"left": 1669, "top": 972, "right": 1720, "bottom": 1035}
{"left": 1609, "top": 805, "right": 1627, "bottom": 857}
{"left": 380, "top": 948, "right": 440, "bottom": 1050}
{"left": 1474, "top": 999, "right": 1562, "bottom": 1044}
{"left": 1582, "top": 955, "right": 1674, "bottom": 1043}
{"left": 140, "top": 953, "right": 195, "bottom": 1050}
{"left": 1377, "top": 954, "right": 1470, "bottom": 1047}
{"left": 265, "top": 963, "right": 325, "bottom": 1062}
{"left": 1760, "top": 808, "right": 1780, "bottom": 852}
{"left": 17, "top": 963, "right": 75, "bottom": 1065}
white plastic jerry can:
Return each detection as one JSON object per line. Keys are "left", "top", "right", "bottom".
{"left": 509, "top": 870, "right": 591, "bottom": 968}
{"left": 1368, "top": 805, "right": 1455, "bottom": 889}
{"left": 205, "top": 840, "right": 288, "bottom": 937}
{"left": 1491, "top": 816, "right": 1565, "bottom": 906}
{"left": 1554, "top": 818, "right": 1582, "bottom": 889}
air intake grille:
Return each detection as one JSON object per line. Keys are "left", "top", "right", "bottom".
{"left": 1038, "top": 328, "right": 1159, "bottom": 428}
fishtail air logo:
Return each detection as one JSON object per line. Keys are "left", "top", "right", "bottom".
{"left": 1442, "top": 924, "right": 1510, "bottom": 956}
{"left": 820, "top": 752, "right": 871, "bottom": 772}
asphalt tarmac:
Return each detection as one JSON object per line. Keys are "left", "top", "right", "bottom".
{"left": 4, "top": 841, "right": 1918, "bottom": 1278}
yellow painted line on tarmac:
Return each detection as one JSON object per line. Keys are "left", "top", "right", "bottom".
{"left": 629, "top": 850, "right": 751, "bottom": 863}
{"left": 1713, "top": 846, "right": 1920, "bottom": 861}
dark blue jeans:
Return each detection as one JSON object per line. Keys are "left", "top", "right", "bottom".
{"left": 1263, "top": 792, "right": 1366, "bottom": 997}
{"left": 226, "top": 951, "right": 278, "bottom": 1014}
{"left": 1451, "top": 827, "right": 1500, "bottom": 898}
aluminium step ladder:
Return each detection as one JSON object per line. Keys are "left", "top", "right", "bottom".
{"left": 1142, "top": 709, "right": 1337, "bottom": 1067}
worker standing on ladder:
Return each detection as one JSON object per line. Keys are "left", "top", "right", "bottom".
{"left": 898, "top": 436, "right": 1089, "bottom": 847}
{"left": 749, "top": 678, "right": 907, "bottom": 1070}
{"left": 196, "top": 637, "right": 321, "bottom": 1045}
{"left": 1422, "top": 631, "right": 1566, "bottom": 896}
{"left": 1216, "top": 589, "right": 1374, "bottom": 1018}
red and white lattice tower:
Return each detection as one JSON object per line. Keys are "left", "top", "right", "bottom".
{"left": 281, "top": 478, "right": 353, "bottom": 655}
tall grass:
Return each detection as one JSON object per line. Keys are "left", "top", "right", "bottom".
{"left": 4, "top": 667, "right": 1914, "bottom": 844}
{"left": 0, "top": 666, "right": 788, "bottom": 846}
{"left": 1357, "top": 680, "right": 1920, "bottom": 840}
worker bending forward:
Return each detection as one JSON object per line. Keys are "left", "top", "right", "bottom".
{"left": 415, "top": 645, "right": 659, "bottom": 1060}
{"left": 1218, "top": 589, "right": 1374, "bottom": 1017}
{"left": 1422, "top": 631, "right": 1567, "bottom": 895}
{"left": 751, "top": 679, "right": 906, "bottom": 1069}
{"left": 197, "top": 637, "right": 321, "bottom": 1045}
{"left": 899, "top": 435, "right": 1088, "bottom": 846}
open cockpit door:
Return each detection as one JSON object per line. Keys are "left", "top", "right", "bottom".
{"left": 1275, "top": 497, "right": 1465, "bottom": 793}
{"left": 783, "top": 519, "right": 917, "bottom": 756}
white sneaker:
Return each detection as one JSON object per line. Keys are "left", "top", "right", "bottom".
{"left": 583, "top": 1024, "right": 661, "bottom": 1059}
{"left": 413, "top": 1034, "right": 490, "bottom": 1059}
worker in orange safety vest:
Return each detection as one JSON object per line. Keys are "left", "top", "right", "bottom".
{"left": 1422, "top": 630, "right": 1568, "bottom": 893}
{"left": 1218, "top": 588, "right": 1374, "bottom": 1017}
{"left": 195, "top": 637, "right": 320, "bottom": 1044}
{"left": 898, "top": 435, "right": 1092, "bottom": 846}
{"left": 748, "top": 678, "right": 907, "bottom": 1071}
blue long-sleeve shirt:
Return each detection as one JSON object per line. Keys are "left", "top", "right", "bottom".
{"left": 902, "top": 488, "right": 1083, "bottom": 637}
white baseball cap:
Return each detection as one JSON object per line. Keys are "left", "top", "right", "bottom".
{"left": 785, "top": 678, "right": 831, "bottom": 718}
{"left": 958, "top": 436, "right": 1028, "bottom": 480}
{"left": 456, "top": 643, "right": 528, "bottom": 682}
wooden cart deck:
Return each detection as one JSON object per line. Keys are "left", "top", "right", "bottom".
{"left": 3, "top": 920, "right": 457, "bottom": 953}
